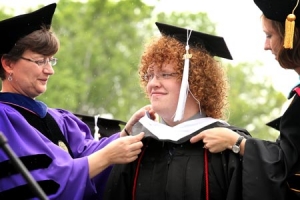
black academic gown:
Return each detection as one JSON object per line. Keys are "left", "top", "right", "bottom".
{"left": 103, "top": 121, "right": 250, "bottom": 200}
{"left": 243, "top": 87, "right": 300, "bottom": 200}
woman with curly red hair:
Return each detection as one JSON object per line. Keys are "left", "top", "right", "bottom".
{"left": 104, "top": 22, "right": 250, "bottom": 200}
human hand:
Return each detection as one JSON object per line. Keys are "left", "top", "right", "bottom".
{"left": 190, "top": 127, "right": 240, "bottom": 153}
{"left": 104, "top": 132, "right": 144, "bottom": 164}
{"left": 88, "top": 132, "right": 145, "bottom": 178}
{"left": 121, "top": 105, "right": 156, "bottom": 136}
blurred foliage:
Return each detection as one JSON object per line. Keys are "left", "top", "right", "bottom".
{"left": 226, "top": 61, "right": 285, "bottom": 140}
{"left": 47, "top": 0, "right": 153, "bottom": 118}
{"left": 0, "top": 0, "right": 286, "bottom": 140}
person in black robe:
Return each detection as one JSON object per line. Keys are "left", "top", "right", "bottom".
{"left": 103, "top": 22, "right": 250, "bottom": 200}
{"left": 190, "top": 0, "right": 300, "bottom": 199}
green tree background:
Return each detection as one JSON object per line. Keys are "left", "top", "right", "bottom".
{"left": 0, "top": 0, "right": 286, "bottom": 140}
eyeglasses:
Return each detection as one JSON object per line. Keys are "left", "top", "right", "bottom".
{"left": 143, "top": 72, "right": 179, "bottom": 82}
{"left": 20, "top": 56, "right": 58, "bottom": 67}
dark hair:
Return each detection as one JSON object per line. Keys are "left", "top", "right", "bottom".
{"left": 263, "top": 15, "right": 300, "bottom": 69}
{"left": 0, "top": 26, "right": 60, "bottom": 80}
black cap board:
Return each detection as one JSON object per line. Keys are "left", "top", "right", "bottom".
{"left": 254, "top": 0, "right": 300, "bottom": 27}
{"left": 155, "top": 22, "right": 233, "bottom": 60}
{"left": 0, "top": 3, "right": 56, "bottom": 55}
{"left": 75, "top": 113, "right": 126, "bottom": 138}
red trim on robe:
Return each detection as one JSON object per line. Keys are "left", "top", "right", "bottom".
{"left": 294, "top": 87, "right": 300, "bottom": 96}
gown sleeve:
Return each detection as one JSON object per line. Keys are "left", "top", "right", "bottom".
{"left": 0, "top": 105, "right": 120, "bottom": 199}
{"left": 242, "top": 92, "right": 300, "bottom": 200}
{"left": 48, "top": 108, "right": 120, "bottom": 157}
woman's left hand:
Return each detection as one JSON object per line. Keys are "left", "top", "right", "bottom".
{"left": 190, "top": 127, "right": 239, "bottom": 153}
{"left": 120, "top": 105, "right": 156, "bottom": 137}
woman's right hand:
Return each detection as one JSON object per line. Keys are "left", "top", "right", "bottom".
{"left": 103, "top": 132, "right": 144, "bottom": 164}
{"left": 88, "top": 132, "right": 144, "bottom": 178}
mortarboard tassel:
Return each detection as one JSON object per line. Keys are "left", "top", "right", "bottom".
{"left": 174, "top": 29, "right": 192, "bottom": 122}
{"left": 94, "top": 114, "right": 100, "bottom": 140}
{"left": 284, "top": 14, "right": 296, "bottom": 49}
{"left": 284, "top": 0, "right": 299, "bottom": 49}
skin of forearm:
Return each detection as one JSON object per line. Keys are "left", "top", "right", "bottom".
{"left": 227, "top": 132, "right": 245, "bottom": 156}
{"left": 88, "top": 150, "right": 111, "bottom": 178}
{"left": 239, "top": 140, "right": 245, "bottom": 155}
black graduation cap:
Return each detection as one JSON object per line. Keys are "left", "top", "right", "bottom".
{"left": 254, "top": 0, "right": 300, "bottom": 27}
{"left": 75, "top": 113, "right": 126, "bottom": 138}
{"left": 266, "top": 117, "right": 281, "bottom": 131}
{"left": 0, "top": 3, "right": 56, "bottom": 55}
{"left": 155, "top": 22, "right": 233, "bottom": 60}
{"left": 155, "top": 22, "right": 232, "bottom": 121}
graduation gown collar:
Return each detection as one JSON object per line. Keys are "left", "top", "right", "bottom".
{"left": 0, "top": 92, "right": 48, "bottom": 117}
{"left": 132, "top": 112, "right": 228, "bottom": 143}
{"left": 288, "top": 79, "right": 300, "bottom": 99}
{"left": 160, "top": 112, "right": 206, "bottom": 125}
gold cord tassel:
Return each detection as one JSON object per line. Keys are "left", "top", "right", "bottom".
{"left": 284, "top": 14, "right": 296, "bottom": 49}
{"left": 284, "top": 0, "right": 299, "bottom": 49}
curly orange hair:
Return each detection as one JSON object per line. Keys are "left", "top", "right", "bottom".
{"left": 138, "top": 35, "right": 229, "bottom": 119}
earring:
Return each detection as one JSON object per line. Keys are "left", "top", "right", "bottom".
{"left": 7, "top": 73, "right": 12, "bottom": 81}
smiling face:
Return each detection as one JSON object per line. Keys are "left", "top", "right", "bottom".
{"left": 138, "top": 35, "right": 229, "bottom": 125}
{"left": 1, "top": 50, "right": 55, "bottom": 98}
{"left": 0, "top": 27, "right": 59, "bottom": 99}
{"left": 145, "top": 63, "right": 181, "bottom": 122}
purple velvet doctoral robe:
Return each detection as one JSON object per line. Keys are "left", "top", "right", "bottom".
{"left": 0, "top": 93, "right": 120, "bottom": 200}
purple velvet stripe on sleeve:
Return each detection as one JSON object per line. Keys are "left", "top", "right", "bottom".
{"left": 0, "top": 104, "right": 117, "bottom": 199}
